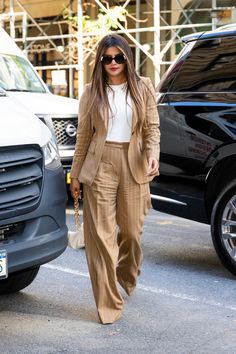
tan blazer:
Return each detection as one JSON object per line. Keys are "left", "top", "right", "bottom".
{"left": 70, "top": 76, "right": 160, "bottom": 185}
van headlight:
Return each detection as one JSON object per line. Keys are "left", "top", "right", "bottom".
{"left": 42, "top": 137, "right": 61, "bottom": 170}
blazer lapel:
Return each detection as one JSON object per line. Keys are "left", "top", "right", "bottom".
{"left": 131, "top": 79, "right": 143, "bottom": 133}
{"left": 131, "top": 98, "right": 138, "bottom": 134}
{"left": 98, "top": 105, "right": 109, "bottom": 132}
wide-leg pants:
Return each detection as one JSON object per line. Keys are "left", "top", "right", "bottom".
{"left": 83, "top": 141, "right": 151, "bottom": 324}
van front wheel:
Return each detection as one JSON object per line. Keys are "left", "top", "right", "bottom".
{"left": 0, "top": 266, "right": 40, "bottom": 295}
{"left": 211, "top": 181, "right": 236, "bottom": 276}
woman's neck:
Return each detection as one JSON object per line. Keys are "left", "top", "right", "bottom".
{"left": 108, "top": 75, "right": 126, "bottom": 85}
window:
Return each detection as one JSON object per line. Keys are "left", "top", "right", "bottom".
{"left": 157, "top": 41, "right": 195, "bottom": 92}
{"left": 171, "top": 36, "right": 236, "bottom": 92}
{"left": 0, "top": 55, "right": 46, "bottom": 93}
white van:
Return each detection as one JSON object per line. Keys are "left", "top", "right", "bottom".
{"left": 0, "top": 87, "right": 68, "bottom": 294}
{"left": 0, "top": 27, "right": 78, "bottom": 185}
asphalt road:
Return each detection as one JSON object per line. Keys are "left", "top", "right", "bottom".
{"left": 1, "top": 201, "right": 236, "bottom": 354}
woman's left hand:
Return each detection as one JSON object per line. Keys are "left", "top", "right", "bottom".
{"left": 147, "top": 157, "right": 159, "bottom": 176}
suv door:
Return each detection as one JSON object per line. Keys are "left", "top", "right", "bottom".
{"left": 152, "top": 35, "right": 236, "bottom": 223}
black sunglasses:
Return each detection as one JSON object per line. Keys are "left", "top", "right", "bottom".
{"left": 101, "top": 54, "right": 127, "bottom": 65}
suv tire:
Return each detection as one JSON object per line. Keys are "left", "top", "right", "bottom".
{"left": 211, "top": 180, "right": 236, "bottom": 275}
{"left": 0, "top": 266, "right": 40, "bottom": 295}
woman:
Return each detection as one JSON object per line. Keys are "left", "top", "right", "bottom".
{"left": 70, "top": 34, "right": 160, "bottom": 324}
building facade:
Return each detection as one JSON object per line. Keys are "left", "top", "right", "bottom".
{"left": 0, "top": 0, "right": 235, "bottom": 98}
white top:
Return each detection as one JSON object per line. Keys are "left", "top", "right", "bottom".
{"left": 106, "top": 82, "right": 132, "bottom": 142}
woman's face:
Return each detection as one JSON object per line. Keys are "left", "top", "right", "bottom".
{"left": 102, "top": 46, "right": 126, "bottom": 82}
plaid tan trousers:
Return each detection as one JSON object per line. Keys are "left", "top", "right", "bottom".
{"left": 83, "top": 141, "right": 151, "bottom": 324}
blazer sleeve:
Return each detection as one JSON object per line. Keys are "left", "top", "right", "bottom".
{"left": 70, "top": 85, "right": 93, "bottom": 179}
{"left": 142, "top": 77, "right": 161, "bottom": 161}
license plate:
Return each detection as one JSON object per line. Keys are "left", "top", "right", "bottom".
{"left": 66, "top": 171, "right": 71, "bottom": 184}
{"left": 0, "top": 250, "right": 8, "bottom": 279}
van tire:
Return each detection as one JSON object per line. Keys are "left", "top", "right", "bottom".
{"left": 211, "top": 180, "right": 236, "bottom": 275}
{"left": 0, "top": 266, "right": 40, "bottom": 295}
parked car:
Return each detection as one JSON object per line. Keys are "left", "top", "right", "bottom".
{"left": 150, "top": 24, "right": 236, "bottom": 275}
{"left": 0, "top": 27, "right": 78, "bottom": 186}
{"left": 0, "top": 87, "right": 68, "bottom": 294}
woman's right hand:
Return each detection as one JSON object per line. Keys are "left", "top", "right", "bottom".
{"left": 70, "top": 178, "right": 81, "bottom": 199}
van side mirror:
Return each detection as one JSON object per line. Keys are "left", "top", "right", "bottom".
{"left": 46, "top": 84, "right": 54, "bottom": 93}
{"left": 0, "top": 87, "right": 6, "bottom": 96}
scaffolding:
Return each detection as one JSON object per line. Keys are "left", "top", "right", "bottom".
{"left": 0, "top": 0, "right": 235, "bottom": 98}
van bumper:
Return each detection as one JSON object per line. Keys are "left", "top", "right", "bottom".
{"left": 0, "top": 166, "right": 68, "bottom": 274}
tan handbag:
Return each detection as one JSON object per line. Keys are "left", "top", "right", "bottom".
{"left": 67, "top": 196, "right": 85, "bottom": 249}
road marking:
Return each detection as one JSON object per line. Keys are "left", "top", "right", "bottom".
{"left": 155, "top": 221, "right": 173, "bottom": 225}
{"left": 44, "top": 263, "right": 89, "bottom": 278}
{"left": 137, "top": 284, "right": 236, "bottom": 311}
{"left": 43, "top": 263, "right": 236, "bottom": 311}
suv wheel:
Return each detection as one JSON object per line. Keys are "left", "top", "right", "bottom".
{"left": 0, "top": 266, "right": 40, "bottom": 295}
{"left": 211, "top": 180, "right": 236, "bottom": 275}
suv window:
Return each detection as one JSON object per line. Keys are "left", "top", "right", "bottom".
{"left": 170, "top": 36, "right": 236, "bottom": 92}
{"left": 157, "top": 41, "right": 195, "bottom": 92}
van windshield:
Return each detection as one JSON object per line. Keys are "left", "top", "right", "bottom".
{"left": 0, "top": 54, "right": 46, "bottom": 93}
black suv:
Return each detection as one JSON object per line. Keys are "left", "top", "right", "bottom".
{"left": 150, "top": 24, "right": 236, "bottom": 275}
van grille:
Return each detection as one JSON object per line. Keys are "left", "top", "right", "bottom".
{"left": 0, "top": 222, "right": 24, "bottom": 240}
{"left": 0, "top": 145, "right": 43, "bottom": 220}
{"left": 52, "top": 117, "right": 78, "bottom": 146}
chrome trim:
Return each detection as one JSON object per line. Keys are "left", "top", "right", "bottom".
{"left": 150, "top": 194, "right": 187, "bottom": 206}
{"left": 59, "top": 150, "right": 75, "bottom": 157}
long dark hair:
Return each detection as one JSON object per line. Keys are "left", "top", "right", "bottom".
{"left": 88, "top": 34, "right": 145, "bottom": 133}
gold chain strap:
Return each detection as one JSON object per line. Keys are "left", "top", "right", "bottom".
{"left": 74, "top": 195, "right": 81, "bottom": 231}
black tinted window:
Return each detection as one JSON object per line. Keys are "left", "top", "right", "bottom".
{"left": 157, "top": 41, "right": 194, "bottom": 92}
{"left": 171, "top": 36, "right": 236, "bottom": 92}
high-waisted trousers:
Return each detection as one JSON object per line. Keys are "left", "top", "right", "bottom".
{"left": 83, "top": 141, "right": 151, "bottom": 324}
